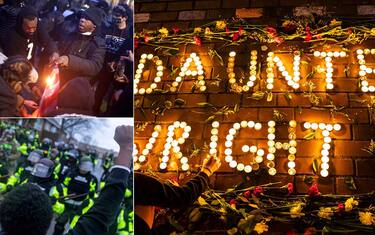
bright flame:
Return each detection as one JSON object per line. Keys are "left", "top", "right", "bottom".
{"left": 46, "top": 76, "right": 54, "bottom": 87}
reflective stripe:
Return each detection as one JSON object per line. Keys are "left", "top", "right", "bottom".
{"left": 125, "top": 188, "right": 132, "bottom": 198}
{"left": 70, "top": 215, "right": 80, "bottom": 229}
{"left": 65, "top": 199, "right": 83, "bottom": 206}
{"left": 90, "top": 181, "right": 96, "bottom": 192}
{"left": 7, "top": 175, "right": 19, "bottom": 186}
{"left": 53, "top": 201, "right": 65, "bottom": 214}
{"left": 0, "top": 182, "right": 6, "bottom": 193}
{"left": 63, "top": 176, "right": 71, "bottom": 186}
{"left": 117, "top": 209, "right": 126, "bottom": 229}
{"left": 81, "top": 199, "right": 94, "bottom": 214}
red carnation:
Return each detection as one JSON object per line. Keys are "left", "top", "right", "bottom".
{"left": 305, "top": 26, "right": 312, "bottom": 42}
{"left": 337, "top": 203, "right": 344, "bottom": 212}
{"left": 307, "top": 183, "right": 321, "bottom": 197}
{"left": 238, "top": 26, "right": 244, "bottom": 36}
{"left": 194, "top": 35, "right": 202, "bottom": 46}
{"left": 244, "top": 190, "right": 251, "bottom": 198}
{"left": 287, "top": 230, "right": 297, "bottom": 235}
{"left": 348, "top": 28, "right": 353, "bottom": 34}
{"left": 134, "top": 38, "right": 139, "bottom": 49}
{"left": 172, "top": 27, "right": 180, "bottom": 34}
{"left": 267, "top": 26, "right": 277, "bottom": 36}
{"left": 144, "top": 34, "right": 149, "bottom": 43}
{"left": 304, "top": 227, "right": 316, "bottom": 235}
{"left": 274, "top": 36, "right": 284, "bottom": 44}
{"left": 232, "top": 32, "right": 239, "bottom": 41}
{"left": 226, "top": 26, "right": 230, "bottom": 35}
{"left": 253, "top": 186, "right": 263, "bottom": 197}
{"left": 287, "top": 183, "right": 294, "bottom": 195}
{"left": 229, "top": 199, "right": 237, "bottom": 205}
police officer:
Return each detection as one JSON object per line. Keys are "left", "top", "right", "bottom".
{"left": 40, "top": 137, "right": 52, "bottom": 157}
{"left": 57, "top": 149, "right": 79, "bottom": 182}
{"left": 53, "top": 156, "right": 98, "bottom": 235}
{"left": 6, "top": 150, "right": 42, "bottom": 191}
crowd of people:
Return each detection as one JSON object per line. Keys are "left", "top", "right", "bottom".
{"left": 0, "top": 121, "right": 134, "bottom": 235}
{"left": 0, "top": 0, "right": 133, "bottom": 117}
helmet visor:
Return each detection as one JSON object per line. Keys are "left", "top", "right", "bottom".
{"left": 31, "top": 163, "right": 51, "bottom": 178}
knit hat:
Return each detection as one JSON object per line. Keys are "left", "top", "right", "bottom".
{"left": 82, "top": 7, "right": 103, "bottom": 27}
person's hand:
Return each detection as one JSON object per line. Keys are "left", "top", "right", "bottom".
{"left": 113, "top": 89, "right": 123, "bottom": 101}
{"left": 201, "top": 155, "right": 221, "bottom": 177}
{"left": 114, "top": 125, "right": 133, "bottom": 167}
{"left": 55, "top": 55, "right": 69, "bottom": 67}
{"left": 49, "top": 52, "right": 60, "bottom": 66}
{"left": 23, "top": 100, "right": 39, "bottom": 110}
{"left": 120, "top": 50, "right": 133, "bottom": 62}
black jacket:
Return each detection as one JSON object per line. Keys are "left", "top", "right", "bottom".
{"left": 1, "top": 17, "right": 57, "bottom": 61}
{"left": 58, "top": 31, "right": 106, "bottom": 84}
{"left": 134, "top": 172, "right": 210, "bottom": 235}
{"left": 68, "top": 167, "right": 130, "bottom": 235}
{"left": 0, "top": 76, "right": 19, "bottom": 117}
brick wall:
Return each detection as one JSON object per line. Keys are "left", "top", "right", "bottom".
{"left": 134, "top": 0, "right": 375, "bottom": 196}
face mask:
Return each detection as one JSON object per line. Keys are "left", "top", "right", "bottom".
{"left": 28, "top": 67, "right": 38, "bottom": 83}
{"left": 112, "top": 17, "right": 122, "bottom": 25}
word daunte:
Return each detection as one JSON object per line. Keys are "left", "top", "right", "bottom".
{"left": 135, "top": 48, "right": 375, "bottom": 94}
{"left": 134, "top": 120, "right": 341, "bottom": 177}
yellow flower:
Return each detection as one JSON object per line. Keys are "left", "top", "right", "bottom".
{"left": 158, "top": 27, "right": 169, "bottom": 37}
{"left": 318, "top": 207, "right": 334, "bottom": 219}
{"left": 359, "top": 212, "right": 375, "bottom": 226}
{"left": 329, "top": 19, "right": 342, "bottom": 27}
{"left": 344, "top": 197, "right": 358, "bottom": 212}
{"left": 216, "top": 21, "right": 226, "bottom": 30}
{"left": 254, "top": 221, "right": 269, "bottom": 234}
{"left": 290, "top": 203, "right": 304, "bottom": 218}
{"left": 194, "top": 27, "right": 202, "bottom": 33}
{"left": 371, "top": 28, "right": 375, "bottom": 36}
{"left": 205, "top": 27, "right": 212, "bottom": 35}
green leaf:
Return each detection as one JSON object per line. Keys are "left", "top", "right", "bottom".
{"left": 164, "top": 100, "right": 173, "bottom": 109}
{"left": 344, "top": 176, "right": 357, "bottom": 191}
{"left": 208, "top": 49, "right": 224, "bottom": 66}
{"left": 247, "top": 91, "right": 265, "bottom": 100}
{"left": 197, "top": 196, "right": 208, "bottom": 206}
{"left": 174, "top": 98, "right": 186, "bottom": 107}
{"left": 303, "top": 175, "right": 314, "bottom": 185}
{"left": 284, "top": 92, "right": 292, "bottom": 102}
{"left": 227, "top": 227, "right": 238, "bottom": 235}
{"left": 197, "top": 102, "right": 214, "bottom": 108}
{"left": 344, "top": 66, "right": 350, "bottom": 78}
{"left": 312, "top": 159, "right": 319, "bottom": 175}
{"left": 211, "top": 200, "right": 220, "bottom": 206}
{"left": 267, "top": 92, "right": 273, "bottom": 102}
{"left": 189, "top": 208, "right": 202, "bottom": 222}
{"left": 205, "top": 115, "right": 216, "bottom": 123}
{"left": 304, "top": 132, "right": 316, "bottom": 140}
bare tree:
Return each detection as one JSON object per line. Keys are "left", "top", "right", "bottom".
{"left": 56, "top": 119, "right": 109, "bottom": 143}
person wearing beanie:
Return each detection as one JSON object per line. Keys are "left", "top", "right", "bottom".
{"left": 51, "top": 6, "right": 105, "bottom": 116}
{"left": 93, "top": 3, "right": 133, "bottom": 116}
{"left": 0, "top": 6, "right": 59, "bottom": 67}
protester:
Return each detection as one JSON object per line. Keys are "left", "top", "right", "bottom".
{"left": 0, "top": 56, "right": 39, "bottom": 116}
{"left": 134, "top": 155, "right": 221, "bottom": 234}
{"left": 0, "top": 7, "right": 58, "bottom": 66}
{"left": 94, "top": 3, "right": 133, "bottom": 116}
{"left": 0, "top": 124, "right": 133, "bottom": 235}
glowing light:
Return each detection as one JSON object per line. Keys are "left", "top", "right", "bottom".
{"left": 135, "top": 54, "right": 164, "bottom": 94}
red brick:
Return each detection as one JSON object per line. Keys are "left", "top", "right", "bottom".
{"left": 135, "top": 13, "right": 151, "bottom": 23}
{"left": 206, "top": 9, "right": 236, "bottom": 19}
{"left": 293, "top": 6, "right": 326, "bottom": 16}
{"left": 140, "top": 2, "right": 167, "bottom": 12}
{"left": 353, "top": 125, "right": 375, "bottom": 140}
{"left": 167, "top": 1, "right": 193, "bottom": 11}
{"left": 150, "top": 12, "right": 178, "bottom": 22}
{"left": 336, "top": 177, "right": 375, "bottom": 194}
{"left": 258, "top": 108, "right": 294, "bottom": 122}
{"left": 214, "top": 174, "right": 245, "bottom": 190}
{"left": 331, "top": 159, "right": 354, "bottom": 175}
{"left": 334, "top": 140, "right": 373, "bottom": 157}
{"left": 195, "top": 0, "right": 222, "bottom": 9}
{"left": 235, "top": 8, "right": 263, "bottom": 18}
{"left": 208, "top": 93, "right": 242, "bottom": 107}
{"left": 356, "top": 159, "right": 375, "bottom": 177}
{"left": 178, "top": 10, "right": 206, "bottom": 20}
{"left": 222, "top": 0, "right": 250, "bottom": 8}
{"left": 357, "top": 5, "right": 375, "bottom": 15}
